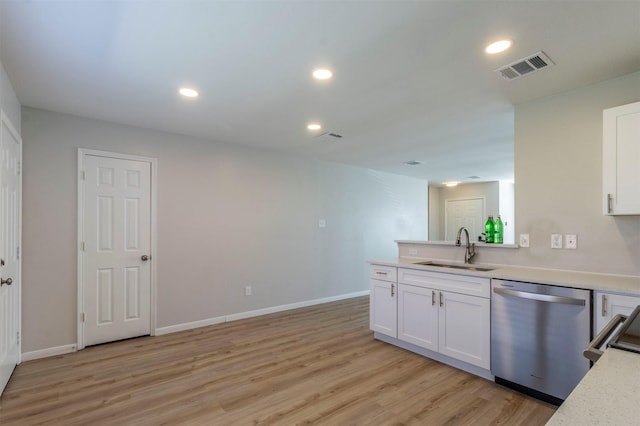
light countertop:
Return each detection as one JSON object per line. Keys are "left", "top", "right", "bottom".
{"left": 546, "top": 349, "right": 640, "bottom": 425}
{"left": 368, "top": 258, "right": 640, "bottom": 295}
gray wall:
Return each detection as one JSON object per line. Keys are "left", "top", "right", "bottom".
{"left": 514, "top": 71, "right": 640, "bottom": 274}
{"left": 1, "top": 63, "right": 20, "bottom": 130}
{"left": 402, "top": 72, "right": 640, "bottom": 277}
{"left": 21, "top": 108, "right": 428, "bottom": 352}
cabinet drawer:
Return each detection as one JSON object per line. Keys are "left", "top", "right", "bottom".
{"left": 370, "top": 264, "right": 397, "bottom": 282}
{"left": 398, "top": 268, "right": 490, "bottom": 298}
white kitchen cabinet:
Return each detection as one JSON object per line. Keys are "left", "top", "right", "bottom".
{"left": 397, "top": 284, "right": 438, "bottom": 351}
{"left": 438, "top": 291, "right": 490, "bottom": 369}
{"left": 395, "top": 269, "right": 490, "bottom": 370}
{"left": 398, "top": 283, "right": 490, "bottom": 369}
{"left": 369, "top": 265, "right": 397, "bottom": 338}
{"left": 603, "top": 101, "right": 640, "bottom": 215}
{"left": 594, "top": 291, "right": 640, "bottom": 335}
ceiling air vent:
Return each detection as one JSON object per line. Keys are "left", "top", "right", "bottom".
{"left": 495, "top": 51, "right": 554, "bottom": 81}
{"left": 316, "top": 131, "right": 344, "bottom": 140}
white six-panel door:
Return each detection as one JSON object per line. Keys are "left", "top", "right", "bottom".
{"left": 80, "top": 152, "right": 153, "bottom": 347}
{"left": 444, "top": 198, "right": 484, "bottom": 241}
{"left": 0, "top": 112, "right": 21, "bottom": 396}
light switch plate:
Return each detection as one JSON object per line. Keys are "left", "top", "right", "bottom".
{"left": 318, "top": 219, "right": 326, "bottom": 228}
{"left": 551, "top": 234, "right": 563, "bottom": 249}
{"left": 565, "top": 234, "right": 577, "bottom": 249}
{"left": 519, "top": 234, "right": 530, "bottom": 248}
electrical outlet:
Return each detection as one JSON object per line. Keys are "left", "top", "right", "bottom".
{"left": 565, "top": 234, "right": 577, "bottom": 249}
{"left": 318, "top": 219, "right": 326, "bottom": 228}
{"left": 245, "top": 286, "right": 252, "bottom": 296}
{"left": 551, "top": 234, "right": 563, "bottom": 249}
{"left": 519, "top": 234, "right": 530, "bottom": 248}
{"left": 408, "top": 248, "right": 418, "bottom": 256}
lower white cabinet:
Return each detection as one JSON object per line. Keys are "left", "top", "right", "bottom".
{"left": 369, "top": 264, "right": 491, "bottom": 372}
{"left": 370, "top": 278, "right": 397, "bottom": 338}
{"left": 398, "top": 283, "right": 490, "bottom": 369}
{"left": 438, "top": 290, "right": 490, "bottom": 369}
{"left": 397, "top": 284, "right": 438, "bottom": 351}
{"left": 594, "top": 291, "right": 640, "bottom": 335}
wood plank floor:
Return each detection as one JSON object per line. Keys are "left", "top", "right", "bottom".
{"left": 0, "top": 297, "right": 556, "bottom": 425}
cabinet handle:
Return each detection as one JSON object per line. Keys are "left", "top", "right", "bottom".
{"left": 432, "top": 291, "right": 436, "bottom": 306}
{"left": 602, "top": 294, "right": 607, "bottom": 317}
{"left": 607, "top": 194, "right": 613, "bottom": 214}
{"left": 375, "top": 271, "right": 388, "bottom": 276}
{"left": 391, "top": 284, "right": 395, "bottom": 297}
{"left": 439, "top": 292, "right": 444, "bottom": 307}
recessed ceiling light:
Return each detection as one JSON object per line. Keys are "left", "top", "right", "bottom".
{"left": 312, "top": 68, "right": 333, "bottom": 80}
{"left": 179, "top": 87, "right": 199, "bottom": 98}
{"left": 307, "top": 123, "right": 322, "bottom": 131}
{"left": 485, "top": 40, "right": 513, "bottom": 54}
{"left": 444, "top": 181, "right": 460, "bottom": 187}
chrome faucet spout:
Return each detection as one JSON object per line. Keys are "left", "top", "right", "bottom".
{"left": 456, "top": 227, "right": 476, "bottom": 264}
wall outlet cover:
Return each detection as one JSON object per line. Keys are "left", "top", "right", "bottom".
{"left": 519, "top": 234, "right": 530, "bottom": 248}
{"left": 551, "top": 234, "right": 563, "bottom": 249}
{"left": 318, "top": 219, "right": 326, "bottom": 228}
{"left": 408, "top": 248, "right": 418, "bottom": 256}
{"left": 565, "top": 234, "right": 577, "bottom": 249}
{"left": 245, "top": 286, "right": 252, "bottom": 296}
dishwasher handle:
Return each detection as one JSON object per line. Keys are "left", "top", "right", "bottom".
{"left": 493, "top": 287, "right": 586, "bottom": 306}
{"left": 583, "top": 314, "right": 627, "bottom": 363}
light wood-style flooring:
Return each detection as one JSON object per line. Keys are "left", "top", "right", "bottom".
{"left": 0, "top": 297, "right": 556, "bottom": 425}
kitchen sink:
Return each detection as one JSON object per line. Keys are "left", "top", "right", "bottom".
{"left": 413, "top": 261, "right": 495, "bottom": 272}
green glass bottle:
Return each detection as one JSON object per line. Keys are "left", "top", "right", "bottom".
{"left": 484, "top": 215, "right": 494, "bottom": 243}
{"left": 494, "top": 215, "right": 504, "bottom": 244}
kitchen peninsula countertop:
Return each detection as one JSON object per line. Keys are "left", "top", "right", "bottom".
{"left": 546, "top": 348, "right": 640, "bottom": 425}
{"left": 369, "top": 258, "right": 640, "bottom": 295}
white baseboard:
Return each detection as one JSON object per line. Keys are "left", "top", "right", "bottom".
{"left": 22, "top": 344, "right": 77, "bottom": 362}
{"left": 156, "top": 290, "right": 369, "bottom": 336}
{"left": 20, "top": 291, "right": 370, "bottom": 361}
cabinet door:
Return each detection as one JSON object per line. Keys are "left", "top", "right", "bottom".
{"left": 370, "top": 279, "right": 397, "bottom": 338}
{"left": 595, "top": 292, "right": 640, "bottom": 335}
{"left": 438, "top": 291, "right": 490, "bottom": 369}
{"left": 397, "top": 284, "right": 438, "bottom": 351}
{"left": 603, "top": 101, "right": 640, "bottom": 215}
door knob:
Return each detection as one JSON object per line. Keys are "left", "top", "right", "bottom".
{"left": 1, "top": 277, "right": 12, "bottom": 286}
{"left": 141, "top": 255, "right": 150, "bottom": 261}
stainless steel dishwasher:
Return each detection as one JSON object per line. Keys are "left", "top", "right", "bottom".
{"left": 491, "top": 279, "right": 591, "bottom": 404}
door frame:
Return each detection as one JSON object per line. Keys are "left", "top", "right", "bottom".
{"left": 77, "top": 148, "right": 158, "bottom": 350}
{"left": 0, "top": 110, "right": 22, "bottom": 365}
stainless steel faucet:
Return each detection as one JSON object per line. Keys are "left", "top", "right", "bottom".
{"left": 456, "top": 227, "right": 476, "bottom": 264}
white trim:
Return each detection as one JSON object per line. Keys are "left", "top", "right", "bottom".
{"left": 21, "top": 344, "right": 77, "bottom": 362}
{"left": 1, "top": 111, "right": 22, "bottom": 366}
{"left": 156, "top": 290, "right": 370, "bottom": 336}
{"left": 77, "top": 149, "right": 158, "bottom": 350}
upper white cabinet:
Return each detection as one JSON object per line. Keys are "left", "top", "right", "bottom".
{"left": 603, "top": 101, "right": 640, "bottom": 215}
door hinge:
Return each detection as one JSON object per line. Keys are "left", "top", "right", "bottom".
{"left": 16, "top": 161, "right": 21, "bottom": 176}
{"left": 81, "top": 170, "right": 86, "bottom": 180}
{"left": 17, "top": 331, "right": 20, "bottom": 345}
{"left": 16, "top": 246, "right": 20, "bottom": 260}
{"left": 81, "top": 242, "right": 85, "bottom": 251}
{"left": 80, "top": 312, "right": 85, "bottom": 322}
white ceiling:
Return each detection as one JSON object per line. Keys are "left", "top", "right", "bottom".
{"left": 1, "top": 1, "right": 639, "bottom": 183}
